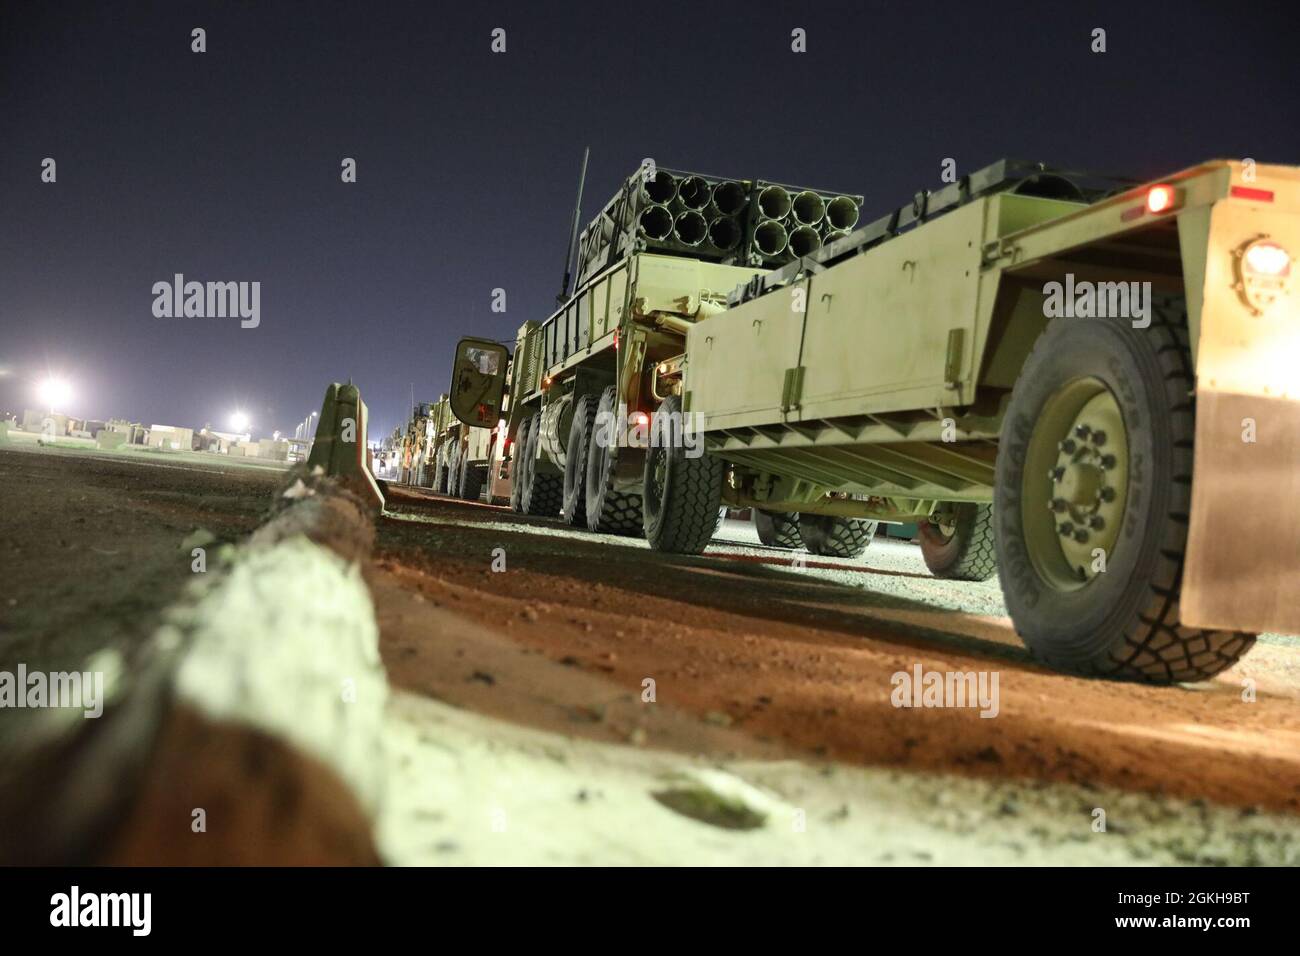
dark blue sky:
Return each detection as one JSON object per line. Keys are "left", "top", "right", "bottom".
{"left": 2, "top": 0, "right": 1296, "bottom": 439}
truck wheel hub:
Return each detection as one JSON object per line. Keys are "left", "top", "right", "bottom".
{"left": 649, "top": 450, "right": 667, "bottom": 502}
{"left": 1023, "top": 379, "right": 1130, "bottom": 590}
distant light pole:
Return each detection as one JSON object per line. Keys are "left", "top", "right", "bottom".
{"left": 37, "top": 377, "right": 73, "bottom": 414}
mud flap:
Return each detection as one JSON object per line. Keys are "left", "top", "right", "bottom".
{"left": 1184, "top": 392, "right": 1300, "bottom": 633}
{"left": 1182, "top": 200, "right": 1300, "bottom": 633}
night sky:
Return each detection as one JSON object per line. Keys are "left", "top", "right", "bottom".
{"left": 2, "top": 0, "right": 1296, "bottom": 440}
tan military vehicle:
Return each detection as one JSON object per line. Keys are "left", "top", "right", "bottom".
{"left": 453, "top": 158, "right": 1298, "bottom": 683}
{"left": 452, "top": 162, "right": 861, "bottom": 535}
{"left": 432, "top": 389, "right": 511, "bottom": 503}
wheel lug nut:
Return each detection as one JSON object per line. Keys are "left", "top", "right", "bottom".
{"left": 1091, "top": 430, "right": 1106, "bottom": 447}
{"left": 1057, "top": 522, "right": 1074, "bottom": 537}
{"left": 1073, "top": 528, "right": 1090, "bottom": 543}
{"left": 1074, "top": 424, "right": 1091, "bottom": 439}
{"left": 1089, "top": 515, "right": 1105, "bottom": 530}
{"left": 1050, "top": 466, "right": 1065, "bottom": 482}
{"left": 1099, "top": 486, "right": 1116, "bottom": 503}
{"left": 1049, "top": 497, "right": 1067, "bottom": 513}
{"left": 1059, "top": 439, "right": 1077, "bottom": 454}
{"left": 1100, "top": 454, "right": 1117, "bottom": 470}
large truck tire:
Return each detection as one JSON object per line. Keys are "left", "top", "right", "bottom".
{"left": 446, "top": 444, "right": 462, "bottom": 498}
{"left": 584, "top": 386, "right": 643, "bottom": 535}
{"left": 643, "top": 395, "right": 724, "bottom": 554}
{"left": 521, "top": 408, "right": 562, "bottom": 517}
{"left": 754, "top": 509, "right": 802, "bottom": 549}
{"left": 562, "top": 394, "right": 596, "bottom": 526}
{"left": 508, "top": 418, "right": 530, "bottom": 513}
{"left": 433, "top": 448, "right": 449, "bottom": 495}
{"left": 798, "top": 515, "right": 876, "bottom": 558}
{"left": 919, "top": 503, "right": 997, "bottom": 581}
{"left": 458, "top": 462, "right": 486, "bottom": 502}
{"left": 994, "top": 298, "right": 1255, "bottom": 683}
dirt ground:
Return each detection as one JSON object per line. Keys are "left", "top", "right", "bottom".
{"left": 0, "top": 443, "right": 286, "bottom": 747}
{"left": 374, "top": 485, "right": 1300, "bottom": 816}
{"left": 4, "top": 446, "right": 1299, "bottom": 864}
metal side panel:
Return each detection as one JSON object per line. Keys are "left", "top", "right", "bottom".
{"left": 467, "top": 425, "right": 494, "bottom": 461}
{"left": 797, "top": 201, "right": 985, "bottom": 420}
{"left": 685, "top": 283, "right": 806, "bottom": 430}
{"left": 632, "top": 254, "right": 764, "bottom": 317}
{"left": 715, "top": 440, "right": 995, "bottom": 502}
{"left": 1183, "top": 195, "right": 1300, "bottom": 634}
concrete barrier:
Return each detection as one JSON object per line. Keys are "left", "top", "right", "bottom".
{"left": 307, "top": 383, "right": 384, "bottom": 513}
{"left": 0, "top": 473, "right": 385, "bottom": 865}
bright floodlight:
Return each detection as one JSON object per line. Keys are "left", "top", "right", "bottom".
{"left": 230, "top": 411, "right": 250, "bottom": 433}
{"left": 38, "top": 377, "right": 72, "bottom": 410}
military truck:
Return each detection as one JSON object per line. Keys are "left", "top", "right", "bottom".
{"left": 451, "top": 163, "right": 862, "bottom": 535}
{"left": 425, "top": 399, "right": 454, "bottom": 487}
{"left": 398, "top": 400, "right": 441, "bottom": 487}
{"left": 452, "top": 158, "right": 1298, "bottom": 684}
{"left": 429, "top": 391, "right": 512, "bottom": 504}
{"left": 426, "top": 397, "right": 460, "bottom": 494}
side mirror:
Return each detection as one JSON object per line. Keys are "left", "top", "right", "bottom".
{"left": 449, "top": 337, "right": 509, "bottom": 428}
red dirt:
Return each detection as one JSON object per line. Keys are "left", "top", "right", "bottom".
{"left": 374, "top": 486, "right": 1300, "bottom": 814}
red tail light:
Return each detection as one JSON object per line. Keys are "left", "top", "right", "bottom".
{"left": 629, "top": 411, "right": 650, "bottom": 428}
{"left": 1231, "top": 185, "right": 1275, "bottom": 202}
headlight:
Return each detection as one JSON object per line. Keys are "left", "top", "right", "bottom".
{"left": 1242, "top": 239, "right": 1291, "bottom": 277}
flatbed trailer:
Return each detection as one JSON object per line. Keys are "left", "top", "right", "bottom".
{"left": 666, "top": 158, "right": 1298, "bottom": 682}
{"left": 450, "top": 156, "right": 1299, "bottom": 684}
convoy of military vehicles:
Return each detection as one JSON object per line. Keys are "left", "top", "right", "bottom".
{"left": 389, "top": 393, "right": 511, "bottom": 504}
{"left": 378, "top": 153, "right": 1298, "bottom": 685}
